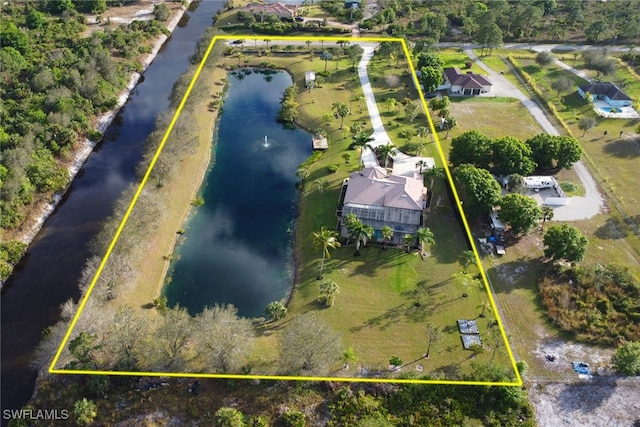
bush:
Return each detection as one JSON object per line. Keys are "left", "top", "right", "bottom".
{"left": 282, "top": 410, "right": 306, "bottom": 427}
{"left": 327, "top": 164, "right": 339, "bottom": 173}
{"left": 465, "top": 60, "right": 472, "bottom": 69}
{"left": 87, "top": 129, "right": 103, "bottom": 142}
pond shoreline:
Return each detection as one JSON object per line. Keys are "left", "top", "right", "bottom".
{"left": 1, "top": 3, "right": 192, "bottom": 287}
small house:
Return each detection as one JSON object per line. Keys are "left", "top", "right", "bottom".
{"left": 243, "top": 2, "right": 299, "bottom": 21}
{"left": 577, "top": 83, "right": 632, "bottom": 107}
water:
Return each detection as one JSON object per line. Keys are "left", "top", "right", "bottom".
{"left": 164, "top": 70, "right": 312, "bottom": 318}
{"left": 0, "top": 0, "right": 225, "bottom": 418}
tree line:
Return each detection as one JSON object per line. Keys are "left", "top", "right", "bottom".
{"left": 0, "top": 1, "right": 171, "bottom": 255}
{"left": 361, "top": 0, "right": 640, "bottom": 46}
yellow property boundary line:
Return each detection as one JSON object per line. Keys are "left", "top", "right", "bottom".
{"left": 49, "top": 34, "right": 522, "bottom": 387}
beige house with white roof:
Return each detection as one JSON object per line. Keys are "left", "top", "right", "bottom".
{"left": 338, "top": 166, "right": 427, "bottom": 244}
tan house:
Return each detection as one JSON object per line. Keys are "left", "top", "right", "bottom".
{"left": 338, "top": 166, "right": 427, "bottom": 244}
{"left": 243, "top": 2, "right": 299, "bottom": 20}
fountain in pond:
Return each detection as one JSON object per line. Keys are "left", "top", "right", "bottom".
{"left": 263, "top": 135, "right": 269, "bottom": 148}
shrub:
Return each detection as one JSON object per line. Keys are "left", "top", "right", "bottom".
{"left": 327, "top": 164, "right": 339, "bottom": 173}
{"left": 87, "top": 129, "right": 103, "bottom": 142}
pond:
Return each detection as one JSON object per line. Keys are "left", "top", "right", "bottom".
{"left": 163, "top": 69, "right": 312, "bottom": 318}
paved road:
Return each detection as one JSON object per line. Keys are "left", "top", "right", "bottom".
{"left": 465, "top": 50, "right": 605, "bottom": 221}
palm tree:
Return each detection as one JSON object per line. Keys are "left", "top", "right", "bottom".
{"left": 319, "top": 280, "right": 339, "bottom": 307}
{"left": 350, "top": 222, "right": 373, "bottom": 256}
{"left": 356, "top": 94, "right": 365, "bottom": 112}
{"left": 453, "top": 271, "right": 482, "bottom": 298}
{"left": 312, "top": 227, "right": 341, "bottom": 280}
{"left": 332, "top": 102, "right": 350, "bottom": 129}
{"left": 541, "top": 205, "right": 554, "bottom": 231}
{"left": 415, "top": 227, "right": 435, "bottom": 252}
{"left": 320, "top": 50, "right": 333, "bottom": 72}
{"left": 332, "top": 46, "right": 343, "bottom": 69}
{"left": 348, "top": 122, "right": 363, "bottom": 139}
{"left": 384, "top": 97, "right": 397, "bottom": 113}
{"left": 376, "top": 143, "right": 395, "bottom": 169}
{"left": 305, "top": 40, "right": 312, "bottom": 52}
{"left": 343, "top": 213, "right": 360, "bottom": 233}
{"left": 403, "top": 234, "right": 415, "bottom": 253}
{"left": 342, "top": 347, "right": 358, "bottom": 369}
{"left": 381, "top": 226, "right": 393, "bottom": 250}
{"left": 352, "top": 132, "right": 375, "bottom": 169}
{"left": 344, "top": 215, "right": 372, "bottom": 256}
{"left": 265, "top": 301, "right": 287, "bottom": 321}
{"left": 459, "top": 250, "right": 476, "bottom": 273}
{"left": 417, "top": 126, "right": 430, "bottom": 143}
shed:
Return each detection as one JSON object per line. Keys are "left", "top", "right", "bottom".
{"left": 304, "top": 71, "right": 316, "bottom": 87}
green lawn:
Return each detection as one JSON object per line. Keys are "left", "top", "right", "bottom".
{"left": 233, "top": 47, "right": 515, "bottom": 379}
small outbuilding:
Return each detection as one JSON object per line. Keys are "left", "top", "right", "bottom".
{"left": 304, "top": 71, "right": 316, "bottom": 88}
{"left": 489, "top": 212, "right": 506, "bottom": 232}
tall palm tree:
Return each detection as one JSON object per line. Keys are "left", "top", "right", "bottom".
{"left": 352, "top": 132, "right": 375, "bottom": 170}
{"left": 415, "top": 227, "right": 435, "bottom": 252}
{"left": 381, "top": 226, "right": 393, "bottom": 250}
{"left": 312, "top": 227, "right": 341, "bottom": 280}
{"left": 403, "top": 234, "right": 415, "bottom": 253}
{"left": 417, "top": 126, "right": 430, "bottom": 143}
{"left": 376, "top": 143, "right": 395, "bottom": 169}
{"left": 332, "top": 102, "right": 350, "bottom": 129}
{"left": 351, "top": 222, "right": 373, "bottom": 256}
{"left": 320, "top": 50, "right": 333, "bottom": 72}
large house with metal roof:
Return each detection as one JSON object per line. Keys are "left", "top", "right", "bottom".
{"left": 338, "top": 166, "right": 427, "bottom": 244}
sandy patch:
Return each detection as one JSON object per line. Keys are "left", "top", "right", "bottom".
{"left": 529, "top": 378, "right": 640, "bottom": 427}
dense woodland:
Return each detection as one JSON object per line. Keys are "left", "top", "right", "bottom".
{"left": 364, "top": 0, "right": 640, "bottom": 46}
{"left": 0, "top": 1, "right": 173, "bottom": 278}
